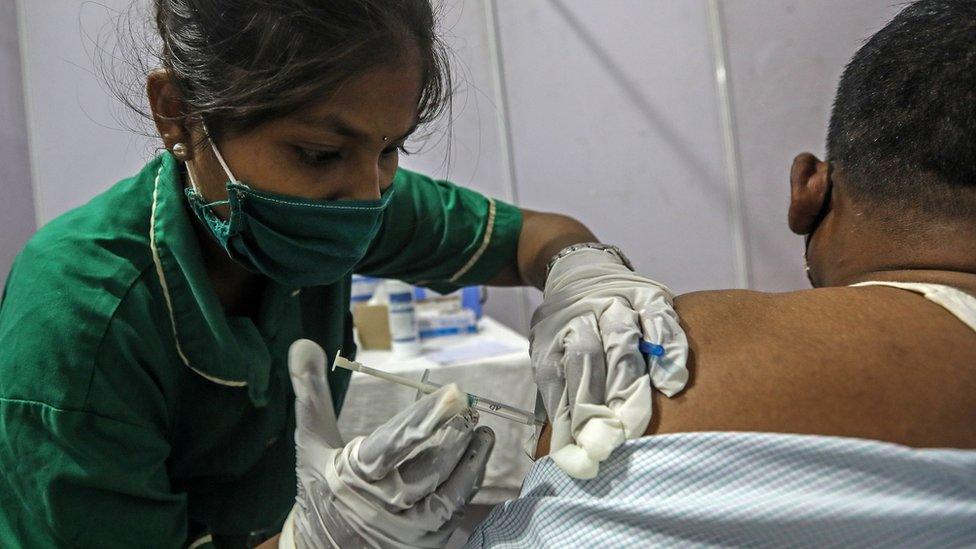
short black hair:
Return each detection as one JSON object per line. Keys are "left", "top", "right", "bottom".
{"left": 827, "top": 0, "right": 976, "bottom": 218}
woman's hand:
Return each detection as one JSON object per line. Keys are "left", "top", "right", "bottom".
{"left": 282, "top": 340, "right": 494, "bottom": 548}
{"left": 530, "top": 249, "right": 689, "bottom": 479}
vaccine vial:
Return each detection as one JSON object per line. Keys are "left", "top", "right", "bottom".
{"left": 386, "top": 280, "right": 421, "bottom": 359}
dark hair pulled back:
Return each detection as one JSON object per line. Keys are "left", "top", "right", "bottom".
{"left": 153, "top": 0, "right": 451, "bottom": 137}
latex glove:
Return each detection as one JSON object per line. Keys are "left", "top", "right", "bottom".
{"left": 282, "top": 339, "right": 495, "bottom": 549}
{"left": 530, "top": 249, "right": 689, "bottom": 479}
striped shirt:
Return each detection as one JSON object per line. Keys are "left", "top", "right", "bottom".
{"left": 466, "top": 432, "right": 976, "bottom": 547}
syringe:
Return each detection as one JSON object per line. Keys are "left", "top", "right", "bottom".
{"left": 333, "top": 355, "right": 544, "bottom": 426}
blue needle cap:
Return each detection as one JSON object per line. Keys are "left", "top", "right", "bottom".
{"left": 638, "top": 340, "right": 665, "bottom": 357}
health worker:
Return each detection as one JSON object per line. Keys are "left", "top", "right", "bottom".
{"left": 0, "top": 1, "right": 689, "bottom": 547}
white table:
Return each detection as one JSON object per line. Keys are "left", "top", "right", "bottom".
{"left": 337, "top": 317, "right": 536, "bottom": 504}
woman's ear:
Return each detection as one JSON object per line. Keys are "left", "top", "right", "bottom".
{"left": 147, "top": 69, "right": 194, "bottom": 159}
{"left": 788, "top": 152, "right": 832, "bottom": 235}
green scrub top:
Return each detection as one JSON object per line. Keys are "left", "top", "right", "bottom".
{"left": 0, "top": 152, "right": 522, "bottom": 548}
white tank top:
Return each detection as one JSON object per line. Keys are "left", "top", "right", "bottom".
{"left": 851, "top": 281, "right": 976, "bottom": 332}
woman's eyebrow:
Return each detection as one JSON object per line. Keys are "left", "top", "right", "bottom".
{"left": 296, "top": 113, "right": 364, "bottom": 138}
{"left": 293, "top": 113, "right": 417, "bottom": 142}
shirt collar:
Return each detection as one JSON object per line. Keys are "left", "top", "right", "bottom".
{"left": 148, "top": 152, "right": 293, "bottom": 405}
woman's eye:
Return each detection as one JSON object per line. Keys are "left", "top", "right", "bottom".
{"left": 297, "top": 147, "right": 341, "bottom": 166}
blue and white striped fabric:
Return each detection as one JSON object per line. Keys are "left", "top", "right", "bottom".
{"left": 465, "top": 432, "right": 976, "bottom": 548}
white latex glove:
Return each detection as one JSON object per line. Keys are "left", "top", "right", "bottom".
{"left": 530, "top": 249, "right": 689, "bottom": 479}
{"left": 282, "top": 339, "right": 495, "bottom": 549}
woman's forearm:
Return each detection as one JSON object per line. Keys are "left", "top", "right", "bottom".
{"left": 489, "top": 208, "right": 597, "bottom": 290}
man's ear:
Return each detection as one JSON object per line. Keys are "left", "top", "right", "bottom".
{"left": 147, "top": 69, "right": 194, "bottom": 159}
{"left": 788, "top": 152, "right": 832, "bottom": 235}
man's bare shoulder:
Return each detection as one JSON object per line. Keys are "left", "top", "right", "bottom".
{"left": 675, "top": 285, "right": 976, "bottom": 356}
{"left": 651, "top": 286, "right": 976, "bottom": 448}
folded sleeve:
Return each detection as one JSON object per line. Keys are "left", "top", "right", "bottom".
{"left": 0, "top": 280, "right": 187, "bottom": 548}
{"left": 356, "top": 168, "right": 523, "bottom": 293}
{"left": 0, "top": 400, "right": 186, "bottom": 548}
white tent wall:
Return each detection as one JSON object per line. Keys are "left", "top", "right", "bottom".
{"left": 0, "top": 0, "right": 35, "bottom": 290}
{"left": 721, "top": 0, "right": 902, "bottom": 291}
{"left": 3, "top": 0, "right": 899, "bottom": 331}
{"left": 492, "top": 0, "right": 734, "bottom": 322}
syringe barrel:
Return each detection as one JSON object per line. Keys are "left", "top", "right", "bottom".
{"left": 468, "top": 396, "right": 542, "bottom": 426}
{"left": 339, "top": 358, "right": 542, "bottom": 426}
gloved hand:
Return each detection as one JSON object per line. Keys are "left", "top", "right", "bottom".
{"left": 530, "top": 248, "right": 689, "bottom": 479}
{"left": 281, "top": 339, "right": 495, "bottom": 549}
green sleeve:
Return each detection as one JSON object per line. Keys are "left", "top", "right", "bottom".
{"left": 0, "top": 400, "right": 186, "bottom": 548}
{"left": 356, "top": 168, "right": 523, "bottom": 293}
{"left": 0, "top": 278, "right": 186, "bottom": 548}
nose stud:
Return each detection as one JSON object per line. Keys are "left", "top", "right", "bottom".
{"left": 382, "top": 136, "right": 389, "bottom": 142}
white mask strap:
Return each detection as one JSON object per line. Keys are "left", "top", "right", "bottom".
{"left": 185, "top": 160, "right": 203, "bottom": 194}
{"left": 202, "top": 122, "right": 238, "bottom": 183}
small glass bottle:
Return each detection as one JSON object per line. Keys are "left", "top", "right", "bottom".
{"left": 386, "top": 280, "right": 421, "bottom": 359}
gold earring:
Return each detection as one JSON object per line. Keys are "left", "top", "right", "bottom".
{"left": 172, "top": 142, "right": 190, "bottom": 160}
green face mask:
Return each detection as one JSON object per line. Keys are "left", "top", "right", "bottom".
{"left": 184, "top": 135, "right": 393, "bottom": 288}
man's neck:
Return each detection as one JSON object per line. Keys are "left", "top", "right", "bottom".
{"left": 821, "top": 214, "right": 976, "bottom": 295}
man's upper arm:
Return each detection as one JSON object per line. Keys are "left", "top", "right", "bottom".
{"left": 652, "top": 288, "right": 976, "bottom": 447}
{"left": 536, "top": 286, "right": 976, "bottom": 458}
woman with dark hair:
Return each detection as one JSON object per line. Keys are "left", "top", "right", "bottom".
{"left": 0, "top": 1, "right": 687, "bottom": 547}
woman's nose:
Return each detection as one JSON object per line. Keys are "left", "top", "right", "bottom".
{"left": 334, "top": 158, "right": 383, "bottom": 201}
